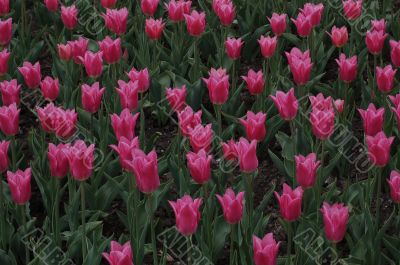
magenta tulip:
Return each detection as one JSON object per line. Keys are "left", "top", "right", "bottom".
{"left": 7, "top": 168, "right": 31, "bottom": 205}
{"left": 216, "top": 188, "right": 244, "bottom": 224}
{"left": 321, "top": 202, "right": 349, "bottom": 243}
{"left": 169, "top": 195, "right": 202, "bottom": 236}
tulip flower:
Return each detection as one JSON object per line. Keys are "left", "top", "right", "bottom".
{"left": 366, "top": 131, "right": 394, "bottom": 167}
{"left": 0, "top": 80, "right": 21, "bottom": 106}
{"left": 166, "top": 85, "right": 186, "bottom": 112}
{"left": 389, "top": 93, "right": 400, "bottom": 109}
{"left": 44, "top": 0, "right": 58, "bottom": 12}
{"left": 258, "top": 35, "right": 277, "bottom": 59}
{"left": 268, "top": 13, "right": 287, "bottom": 36}
{"left": 216, "top": 188, "right": 244, "bottom": 224}
{"left": 300, "top": 3, "right": 324, "bottom": 27}
{"left": 253, "top": 233, "right": 280, "bottom": 265}
{"left": 58, "top": 110, "right": 78, "bottom": 139}
{"left": 18, "top": 61, "right": 41, "bottom": 89}
{"left": 334, "top": 99, "right": 345, "bottom": 114}
{"left": 375, "top": 65, "right": 397, "bottom": 93}
{"left": 99, "top": 37, "right": 122, "bottom": 64}
{"left": 0, "top": 103, "right": 19, "bottom": 136}
{"left": 186, "top": 149, "right": 212, "bottom": 184}
{"left": 169, "top": 195, "right": 202, "bottom": 236}
{"left": 295, "top": 153, "right": 321, "bottom": 188}
{"left": 127, "top": 67, "right": 150, "bottom": 93}
{"left": 57, "top": 44, "right": 72, "bottom": 61}
{"left": 285, "top": 48, "right": 313, "bottom": 86}
{"left": 0, "top": 140, "right": 9, "bottom": 173}
{"left": 184, "top": 10, "right": 206, "bottom": 37}
{"left": 392, "top": 105, "right": 400, "bottom": 131}
{"left": 100, "top": 0, "right": 117, "bottom": 9}
{"left": 116, "top": 80, "right": 139, "bottom": 111}
{"left": 102, "top": 241, "right": 133, "bottom": 265}
{"left": 189, "top": 124, "right": 213, "bottom": 152}
{"left": 203, "top": 68, "right": 230, "bottom": 105}
{"left": 81, "top": 51, "right": 103, "bottom": 78}
{"left": 371, "top": 19, "right": 386, "bottom": 32}
{"left": 166, "top": 0, "right": 191, "bottom": 22}
{"left": 36, "top": 103, "right": 59, "bottom": 133}
{"left": 68, "top": 37, "right": 89, "bottom": 64}
{"left": 343, "top": 0, "right": 362, "bottom": 20}
{"left": 61, "top": 5, "right": 78, "bottom": 30}
{"left": 234, "top": 138, "right": 258, "bottom": 173}
{"left": 48, "top": 143, "right": 70, "bottom": 178}
{"left": 103, "top": 8, "right": 128, "bottom": 35}
{"left": 110, "top": 136, "right": 139, "bottom": 171}
{"left": 178, "top": 106, "right": 202, "bottom": 137}
{"left": 327, "top": 26, "right": 348, "bottom": 48}
{"left": 274, "top": 183, "right": 303, "bottom": 222}
{"left": 358, "top": 103, "right": 384, "bottom": 136}
{"left": 111, "top": 109, "right": 140, "bottom": 141}
{"left": 270, "top": 88, "right": 298, "bottom": 120}
{"left": 216, "top": 1, "right": 235, "bottom": 26}
{"left": 309, "top": 93, "right": 333, "bottom": 112}
{"left": 388, "top": 170, "right": 400, "bottom": 203}
{"left": 0, "top": 0, "right": 9, "bottom": 15}
{"left": 82, "top": 82, "right": 105, "bottom": 113}
{"left": 225, "top": 37, "right": 243, "bottom": 60}
{"left": 366, "top": 30, "right": 387, "bottom": 55}
{"left": 242, "top": 69, "right": 264, "bottom": 96}
{"left": 141, "top": 0, "right": 159, "bottom": 16}
{"left": 40, "top": 76, "right": 60, "bottom": 101}
{"left": 222, "top": 139, "right": 238, "bottom": 161}
{"left": 0, "top": 49, "right": 10, "bottom": 76}
{"left": 291, "top": 13, "right": 312, "bottom": 37}
{"left": 336, "top": 53, "right": 357, "bottom": 83}
{"left": 145, "top": 18, "right": 165, "bottom": 40}
{"left": 239, "top": 111, "right": 266, "bottom": 142}
{"left": 7, "top": 168, "right": 31, "bottom": 205}
{"left": 37, "top": 105, "right": 77, "bottom": 138}
{"left": 310, "top": 109, "right": 335, "bottom": 140}
{"left": 389, "top": 40, "right": 400, "bottom": 67}
{"left": 68, "top": 140, "right": 94, "bottom": 181}
{"left": 321, "top": 202, "right": 349, "bottom": 243}
{"left": 0, "top": 18, "right": 12, "bottom": 46}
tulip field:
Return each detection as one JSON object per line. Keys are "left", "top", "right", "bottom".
{"left": 2, "top": 0, "right": 400, "bottom": 264}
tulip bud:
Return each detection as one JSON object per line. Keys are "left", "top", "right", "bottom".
{"left": 57, "top": 44, "right": 72, "bottom": 61}
{"left": 0, "top": 80, "right": 21, "bottom": 106}
{"left": 166, "top": 85, "right": 186, "bottom": 112}
{"left": 61, "top": 5, "right": 78, "bottom": 30}
{"left": 0, "top": 0, "right": 10, "bottom": 15}
{"left": 111, "top": 109, "right": 140, "bottom": 141}
{"left": 267, "top": 13, "right": 287, "bottom": 36}
{"left": 116, "top": 80, "right": 139, "bottom": 111}
{"left": 253, "top": 233, "right": 280, "bottom": 265}
{"left": 99, "top": 36, "right": 122, "bottom": 64}
{"left": 103, "top": 8, "right": 128, "bottom": 35}
{"left": 376, "top": 65, "right": 397, "bottom": 93}
{"left": 0, "top": 49, "right": 10, "bottom": 76}
{"left": 388, "top": 170, "right": 400, "bottom": 203}
{"left": 186, "top": 149, "right": 212, "bottom": 184}
{"left": 221, "top": 139, "right": 238, "bottom": 161}
{"left": 100, "top": 0, "right": 117, "bottom": 9}
{"left": 18, "top": 61, "right": 41, "bottom": 89}
{"left": 189, "top": 124, "right": 213, "bottom": 152}
{"left": 202, "top": 68, "right": 230, "bottom": 105}
{"left": 366, "top": 30, "right": 387, "bottom": 55}
{"left": 270, "top": 88, "right": 298, "bottom": 120}
{"left": 310, "top": 109, "right": 335, "bottom": 140}
{"left": 392, "top": 104, "right": 400, "bottom": 131}
{"left": 145, "top": 18, "right": 165, "bottom": 40}
{"left": 68, "top": 140, "right": 95, "bottom": 181}
{"left": 141, "top": 0, "right": 159, "bottom": 16}
{"left": 48, "top": 143, "right": 70, "bottom": 178}
{"left": 169, "top": 195, "right": 202, "bottom": 236}
{"left": 44, "top": 0, "right": 58, "bottom": 12}
{"left": 225, "top": 37, "right": 243, "bottom": 60}
{"left": 102, "top": 241, "right": 133, "bottom": 265}
{"left": 177, "top": 106, "right": 202, "bottom": 137}
{"left": 336, "top": 53, "right": 357, "bottom": 83}
{"left": 389, "top": 40, "right": 400, "bottom": 67}
{"left": 216, "top": 188, "right": 244, "bottom": 224}
{"left": 0, "top": 103, "right": 19, "bottom": 136}
{"left": 0, "top": 140, "right": 10, "bottom": 173}
{"left": 7, "top": 168, "right": 31, "bottom": 205}
{"left": 234, "top": 138, "right": 258, "bottom": 173}
{"left": 239, "top": 111, "right": 266, "bottom": 142}
{"left": 216, "top": 2, "right": 235, "bottom": 26}
{"left": 295, "top": 153, "right": 321, "bottom": 188}
{"left": 40, "top": 76, "right": 60, "bottom": 101}
{"left": 68, "top": 37, "right": 89, "bottom": 64}
{"left": 309, "top": 93, "right": 333, "bottom": 112}
{"left": 334, "top": 99, "right": 345, "bottom": 114}
{"left": 274, "top": 183, "right": 303, "bottom": 222}
{"left": 184, "top": 10, "right": 206, "bottom": 37}
{"left": 110, "top": 136, "right": 139, "bottom": 171}
{"left": 327, "top": 26, "right": 348, "bottom": 48}
{"left": 371, "top": 19, "right": 386, "bottom": 32}
{"left": 0, "top": 18, "right": 12, "bottom": 47}
{"left": 343, "top": 0, "right": 362, "bottom": 20}
{"left": 321, "top": 202, "right": 349, "bottom": 242}
{"left": 242, "top": 69, "right": 264, "bottom": 95}
{"left": 127, "top": 67, "right": 150, "bottom": 93}
{"left": 285, "top": 48, "right": 313, "bottom": 86}
{"left": 358, "top": 103, "right": 384, "bottom": 136}
{"left": 82, "top": 82, "right": 105, "bottom": 113}
{"left": 300, "top": 3, "right": 324, "bottom": 27}
{"left": 258, "top": 35, "right": 277, "bottom": 59}
{"left": 366, "top": 131, "right": 394, "bottom": 167}
{"left": 291, "top": 13, "right": 312, "bottom": 37}
{"left": 81, "top": 51, "right": 103, "bottom": 78}
{"left": 165, "top": 0, "right": 191, "bottom": 22}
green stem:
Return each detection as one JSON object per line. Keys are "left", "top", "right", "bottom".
{"left": 244, "top": 172, "right": 254, "bottom": 226}
{"left": 80, "top": 182, "right": 86, "bottom": 262}
{"left": 290, "top": 120, "right": 297, "bottom": 187}
{"left": 375, "top": 167, "right": 382, "bottom": 226}
{"left": 193, "top": 38, "right": 200, "bottom": 82}
{"left": 215, "top": 104, "right": 222, "bottom": 137}
{"left": 202, "top": 184, "right": 211, "bottom": 251}
{"left": 21, "top": 0, "right": 26, "bottom": 40}
{"left": 286, "top": 222, "right": 292, "bottom": 265}
{"left": 317, "top": 140, "right": 325, "bottom": 222}
{"left": 0, "top": 174, "right": 5, "bottom": 250}
{"left": 373, "top": 55, "right": 378, "bottom": 102}
{"left": 11, "top": 136, "right": 16, "bottom": 171}
{"left": 53, "top": 178, "right": 61, "bottom": 247}
{"left": 187, "top": 236, "right": 193, "bottom": 265}
{"left": 231, "top": 60, "right": 236, "bottom": 95}
{"left": 139, "top": 93, "right": 146, "bottom": 150}
{"left": 147, "top": 194, "right": 158, "bottom": 265}
{"left": 20, "top": 205, "right": 29, "bottom": 264}
{"left": 129, "top": 173, "right": 140, "bottom": 264}
{"left": 229, "top": 224, "right": 236, "bottom": 265}
{"left": 90, "top": 114, "right": 94, "bottom": 143}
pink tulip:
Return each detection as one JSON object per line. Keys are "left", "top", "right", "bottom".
{"left": 358, "top": 103, "right": 384, "bottom": 136}
{"left": 336, "top": 53, "right": 357, "bottom": 83}
{"left": 366, "top": 131, "right": 394, "bottom": 167}
{"left": 392, "top": 105, "right": 400, "bottom": 131}
{"left": 81, "top": 51, "right": 103, "bottom": 78}
{"left": 189, "top": 124, "right": 213, "bottom": 152}
{"left": 366, "top": 30, "right": 387, "bottom": 55}
{"left": 99, "top": 36, "right": 122, "bottom": 64}
{"left": 102, "top": 241, "right": 133, "bottom": 265}
{"left": 242, "top": 69, "right": 264, "bottom": 96}
{"left": 0, "top": 18, "right": 12, "bottom": 46}
{"left": 0, "top": 140, "right": 9, "bottom": 173}
{"left": 184, "top": 10, "right": 206, "bottom": 37}
{"left": 216, "top": 188, "right": 244, "bottom": 224}
{"left": 216, "top": 2, "right": 235, "bottom": 26}
{"left": 0, "top": 103, "right": 19, "bottom": 135}
{"left": 186, "top": 149, "right": 212, "bottom": 184}
{"left": 389, "top": 93, "right": 400, "bottom": 109}
{"left": 178, "top": 106, "right": 202, "bottom": 137}
{"left": 169, "top": 195, "right": 202, "bottom": 236}
{"left": 291, "top": 13, "right": 312, "bottom": 37}
{"left": 274, "top": 183, "right": 303, "bottom": 222}
{"left": 371, "top": 19, "right": 386, "bottom": 32}
{"left": 310, "top": 109, "right": 335, "bottom": 140}
{"left": 334, "top": 99, "right": 345, "bottom": 114}
{"left": 141, "top": 0, "right": 159, "bottom": 16}
{"left": 57, "top": 44, "right": 72, "bottom": 61}
{"left": 61, "top": 5, "right": 78, "bottom": 30}
{"left": 389, "top": 40, "right": 400, "bottom": 67}
{"left": 321, "top": 202, "right": 349, "bottom": 242}
{"left": 18, "top": 61, "right": 41, "bottom": 89}
{"left": 166, "top": 85, "right": 186, "bottom": 112}
{"left": 82, "top": 82, "right": 105, "bottom": 113}
{"left": 36, "top": 103, "right": 59, "bottom": 133}
{"left": 376, "top": 65, "right": 397, "bottom": 93}
{"left": 343, "top": 0, "right": 362, "bottom": 20}
{"left": 0, "top": 0, "right": 9, "bottom": 15}
{"left": 268, "top": 13, "right": 287, "bottom": 36}
{"left": 68, "top": 37, "right": 89, "bottom": 64}
{"left": 56, "top": 109, "right": 78, "bottom": 139}
{"left": 0, "top": 80, "right": 21, "bottom": 106}
{"left": 103, "top": 8, "right": 128, "bottom": 35}
{"left": 285, "top": 48, "right": 313, "bottom": 86}
{"left": 7, "top": 168, "right": 31, "bottom": 205}
{"left": 327, "top": 26, "right": 348, "bottom": 48}
{"left": 40, "top": 76, "right": 59, "bottom": 101}
{"left": 166, "top": 0, "right": 191, "bottom": 22}
{"left": 239, "top": 111, "right": 266, "bottom": 142}
{"left": 202, "top": 68, "right": 230, "bottom": 105}
{"left": 222, "top": 139, "right": 238, "bottom": 161}
{"left": 100, "top": 0, "right": 117, "bottom": 9}
{"left": 145, "top": 18, "right": 165, "bottom": 40}
{"left": 295, "top": 153, "right": 321, "bottom": 188}
{"left": 253, "top": 233, "right": 280, "bottom": 265}
{"left": 258, "top": 35, "right": 277, "bottom": 59}
{"left": 48, "top": 143, "right": 70, "bottom": 178}
{"left": 44, "top": 0, "right": 58, "bottom": 12}
{"left": 110, "top": 136, "right": 139, "bottom": 171}
{"left": 111, "top": 109, "right": 140, "bottom": 141}
{"left": 0, "top": 49, "right": 10, "bottom": 76}
{"left": 68, "top": 140, "right": 94, "bottom": 181}
{"left": 309, "top": 93, "right": 333, "bottom": 112}
{"left": 116, "top": 80, "right": 139, "bottom": 111}
{"left": 388, "top": 170, "right": 400, "bottom": 203}
{"left": 270, "top": 88, "right": 298, "bottom": 121}
{"left": 225, "top": 37, "right": 243, "bottom": 60}
{"left": 127, "top": 67, "right": 150, "bottom": 93}
{"left": 300, "top": 3, "right": 324, "bottom": 27}
{"left": 234, "top": 138, "right": 258, "bottom": 173}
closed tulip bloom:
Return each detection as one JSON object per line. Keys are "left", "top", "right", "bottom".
{"left": 177, "top": 106, "right": 202, "bottom": 137}
{"left": 258, "top": 35, "right": 277, "bottom": 58}
{"left": 0, "top": 18, "right": 12, "bottom": 46}
{"left": 99, "top": 37, "right": 122, "bottom": 64}
{"left": 0, "top": 0, "right": 9, "bottom": 15}
{"left": 61, "top": 5, "right": 78, "bottom": 30}
{"left": 234, "top": 138, "right": 258, "bottom": 173}
{"left": 240, "top": 111, "right": 266, "bottom": 142}
{"left": 388, "top": 170, "right": 400, "bottom": 203}
{"left": 82, "top": 82, "right": 105, "bottom": 113}
{"left": 111, "top": 109, "right": 140, "bottom": 141}
{"left": 327, "top": 26, "right": 348, "bottom": 48}
{"left": 343, "top": 0, "right": 362, "bottom": 20}
{"left": 392, "top": 105, "right": 400, "bottom": 131}
{"left": 285, "top": 48, "right": 313, "bottom": 86}
{"left": 186, "top": 149, "right": 212, "bottom": 184}
{"left": 18, "top": 61, "right": 41, "bottom": 89}
{"left": 0, "top": 49, "right": 10, "bottom": 76}
{"left": 68, "top": 37, "right": 89, "bottom": 64}
{"left": 212, "top": 0, "right": 229, "bottom": 14}
{"left": 184, "top": 10, "right": 206, "bottom": 37}
{"left": 40, "top": 76, "right": 59, "bottom": 101}
{"left": 103, "top": 8, "right": 128, "bottom": 35}
{"left": 48, "top": 143, "right": 70, "bottom": 178}
{"left": 389, "top": 40, "right": 400, "bottom": 67}
{"left": 334, "top": 99, "right": 345, "bottom": 114}
{"left": 291, "top": 13, "right": 312, "bottom": 37}
{"left": 102, "top": 241, "right": 133, "bottom": 265}
{"left": 225, "top": 37, "right": 243, "bottom": 60}
{"left": 222, "top": 139, "right": 238, "bottom": 161}
{"left": 145, "top": 18, "right": 165, "bottom": 40}
{"left": 36, "top": 103, "right": 59, "bottom": 132}
{"left": 216, "top": 188, "right": 244, "bottom": 224}
{"left": 376, "top": 65, "right": 397, "bottom": 93}
{"left": 203, "top": 68, "right": 230, "bottom": 105}
{"left": 300, "top": 3, "right": 324, "bottom": 27}
{"left": 358, "top": 103, "right": 384, "bottom": 136}
{"left": 166, "top": 0, "right": 191, "bottom": 22}
{"left": 189, "top": 124, "right": 213, "bottom": 152}
{"left": 57, "top": 43, "right": 72, "bottom": 61}
{"left": 141, "top": 0, "right": 159, "bottom": 16}
{"left": 216, "top": 2, "right": 235, "bottom": 26}
{"left": 309, "top": 93, "right": 333, "bottom": 112}
{"left": 7, "top": 168, "right": 31, "bottom": 205}
{"left": 68, "top": 141, "right": 94, "bottom": 181}
{"left": 0, "top": 103, "right": 19, "bottom": 135}
{"left": 110, "top": 136, "right": 139, "bottom": 171}
{"left": 366, "top": 131, "right": 394, "bottom": 167}
{"left": 366, "top": 30, "right": 387, "bottom": 55}
{"left": 389, "top": 94, "right": 400, "bottom": 109}
{"left": 242, "top": 69, "right": 264, "bottom": 95}
{"left": 0, "top": 80, "right": 21, "bottom": 106}
{"left": 321, "top": 202, "right": 349, "bottom": 242}
{"left": 81, "top": 51, "right": 103, "bottom": 78}
{"left": 270, "top": 88, "right": 298, "bottom": 120}
{"left": 56, "top": 109, "right": 78, "bottom": 139}
{"left": 116, "top": 80, "right": 139, "bottom": 111}
{"left": 268, "top": 13, "right": 287, "bottom": 36}
{"left": 274, "top": 183, "right": 303, "bottom": 222}
{"left": 295, "top": 153, "right": 321, "bottom": 188}
{"left": 253, "top": 233, "right": 280, "bottom": 265}
{"left": 371, "top": 19, "right": 386, "bottom": 32}
{"left": 44, "top": 0, "right": 58, "bottom": 12}
{"left": 310, "top": 109, "right": 335, "bottom": 140}
{"left": 127, "top": 67, "right": 150, "bottom": 93}
{"left": 100, "top": 0, "right": 117, "bottom": 9}
{"left": 169, "top": 195, "right": 202, "bottom": 236}
{"left": 0, "top": 140, "right": 9, "bottom": 173}
{"left": 336, "top": 53, "right": 357, "bottom": 83}
{"left": 166, "top": 85, "right": 186, "bottom": 112}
